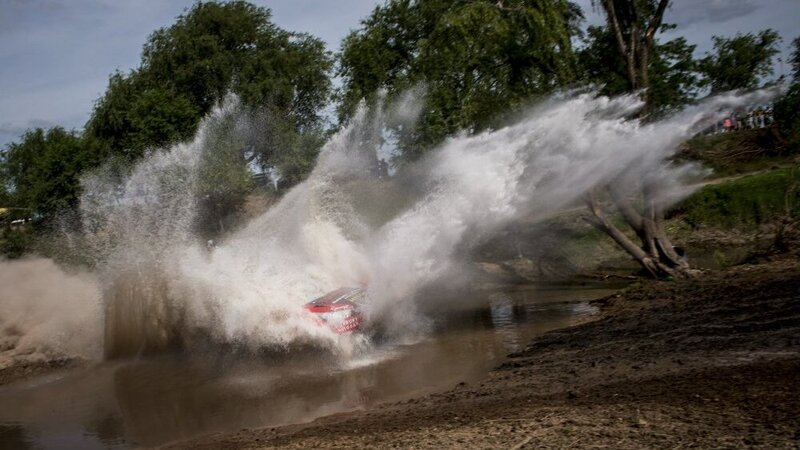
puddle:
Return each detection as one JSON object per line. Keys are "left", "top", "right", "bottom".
{"left": 0, "top": 283, "right": 618, "bottom": 448}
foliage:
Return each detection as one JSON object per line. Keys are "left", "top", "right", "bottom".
{"left": 578, "top": 24, "right": 701, "bottom": 115}
{"left": 583, "top": 0, "right": 694, "bottom": 278}
{"left": 0, "top": 159, "right": 10, "bottom": 206}
{"left": 678, "top": 128, "right": 793, "bottom": 176}
{"left": 0, "top": 227, "right": 33, "bottom": 259}
{"left": 191, "top": 101, "right": 325, "bottom": 236}
{"left": 0, "top": 1, "right": 335, "bottom": 255}
{"left": 1, "top": 128, "right": 103, "bottom": 221}
{"left": 789, "top": 36, "right": 800, "bottom": 77}
{"left": 678, "top": 168, "right": 800, "bottom": 229}
{"left": 273, "top": 131, "right": 327, "bottom": 186}
{"left": 590, "top": 0, "right": 672, "bottom": 113}
{"left": 698, "top": 29, "right": 781, "bottom": 93}
{"left": 774, "top": 37, "right": 800, "bottom": 151}
{"left": 86, "top": 75, "right": 199, "bottom": 161}
{"left": 338, "top": 0, "right": 581, "bottom": 157}
{"left": 647, "top": 35, "right": 701, "bottom": 112}
{"left": 194, "top": 111, "right": 255, "bottom": 238}
{"left": 87, "top": 0, "right": 333, "bottom": 165}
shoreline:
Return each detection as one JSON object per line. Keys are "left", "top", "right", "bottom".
{"left": 167, "top": 258, "right": 800, "bottom": 449}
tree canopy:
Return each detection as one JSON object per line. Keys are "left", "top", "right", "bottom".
{"left": 1, "top": 128, "right": 102, "bottom": 221}
{"left": 774, "top": 36, "right": 800, "bottom": 150}
{"left": 588, "top": 0, "right": 671, "bottom": 115}
{"left": 1, "top": 1, "right": 335, "bottom": 242}
{"left": 87, "top": 1, "right": 333, "bottom": 163}
{"left": 579, "top": 24, "right": 700, "bottom": 115}
{"left": 582, "top": 0, "right": 698, "bottom": 278}
{"left": 338, "top": 0, "right": 582, "bottom": 156}
{"left": 698, "top": 29, "right": 781, "bottom": 93}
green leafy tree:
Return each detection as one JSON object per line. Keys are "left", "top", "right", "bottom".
{"left": 585, "top": 0, "right": 698, "bottom": 278}
{"left": 338, "top": 0, "right": 582, "bottom": 157}
{"left": 591, "top": 0, "right": 672, "bottom": 114}
{"left": 1, "top": 1, "right": 334, "bottom": 251}
{"left": 1, "top": 128, "right": 102, "bottom": 221}
{"left": 579, "top": 24, "right": 700, "bottom": 115}
{"left": 194, "top": 110, "right": 255, "bottom": 237}
{"left": 87, "top": 75, "right": 199, "bottom": 161}
{"left": 87, "top": 1, "right": 333, "bottom": 166}
{"left": 774, "top": 37, "right": 800, "bottom": 150}
{"left": 0, "top": 159, "right": 11, "bottom": 207}
{"left": 698, "top": 29, "right": 781, "bottom": 92}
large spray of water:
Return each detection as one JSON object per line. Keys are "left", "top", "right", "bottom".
{"left": 2, "top": 89, "right": 772, "bottom": 361}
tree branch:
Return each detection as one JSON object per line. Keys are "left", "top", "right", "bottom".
{"left": 602, "top": 0, "right": 628, "bottom": 57}
{"left": 645, "top": 0, "right": 670, "bottom": 44}
{"left": 608, "top": 186, "right": 644, "bottom": 233}
{"left": 584, "top": 192, "right": 660, "bottom": 278}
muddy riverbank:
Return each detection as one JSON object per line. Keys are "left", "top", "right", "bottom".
{"left": 0, "top": 282, "right": 622, "bottom": 448}
{"left": 171, "top": 258, "right": 800, "bottom": 449}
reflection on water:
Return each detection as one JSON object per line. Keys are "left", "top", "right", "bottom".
{"left": 0, "top": 424, "right": 33, "bottom": 450}
{"left": 0, "top": 283, "right": 616, "bottom": 449}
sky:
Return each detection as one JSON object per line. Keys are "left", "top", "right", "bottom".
{"left": 1, "top": 0, "right": 798, "bottom": 148}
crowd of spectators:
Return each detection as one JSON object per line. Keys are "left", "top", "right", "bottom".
{"left": 702, "top": 106, "right": 775, "bottom": 135}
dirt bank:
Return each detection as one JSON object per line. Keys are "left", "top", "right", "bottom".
{"left": 169, "top": 259, "right": 800, "bottom": 449}
{"left": 0, "top": 357, "right": 83, "bottom": 387}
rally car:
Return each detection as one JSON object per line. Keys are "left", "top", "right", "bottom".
{"left": 304, "top": 287, "right": 365, "bottom": 334}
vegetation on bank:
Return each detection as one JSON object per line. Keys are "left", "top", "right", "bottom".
{"left": 1, "top": 0, "right": 799, "bottom": 264}
{"left": 677, "top": 167, "right": 799, "bottom": 229}
{"left": 679, "top": 128, "right": 795, "bottom": 177}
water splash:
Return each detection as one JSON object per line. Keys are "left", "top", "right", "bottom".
{"left": 71, "top": 89, "right": 774, "bottom": 358}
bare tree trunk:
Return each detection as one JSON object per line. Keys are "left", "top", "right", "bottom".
{"left": 586, "top": 189, "right": 693, "bottom": 278}
{"left": 589, "top": 0, "right": 693, "bottom": 278}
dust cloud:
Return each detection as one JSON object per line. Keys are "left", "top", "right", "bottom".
{"left": 0, "top": 258, "right": 102, "bottom": 368}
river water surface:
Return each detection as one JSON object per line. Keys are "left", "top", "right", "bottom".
{"left": 0, "top": 283, "right": 620, "bottom": 449}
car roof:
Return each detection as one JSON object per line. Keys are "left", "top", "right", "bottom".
{"left": 310, "top": 287, "right": 362, "bottom": 305}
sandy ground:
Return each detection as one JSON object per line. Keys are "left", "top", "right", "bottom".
{"left": 0, "top": 357, "right": 81, "bottom": 386}
{"left": 165, "top": 258, "right": 800, "bottom": 449}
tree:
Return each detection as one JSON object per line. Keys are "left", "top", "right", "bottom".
{"left": 592, "top": 0, "right": 671, "bottom": 115}
{"left": 87, "top": 1, "right": 333, "bottom": 167}
{"left": 338, "top": 0, "right": 582, "bottom": 157}
{"left": 0, "top": 2, "right": 334, "bottom": 251}
{"left": 698, "top": 30, "right": 781, "bottom": 93}
{"left": 87, "top": 74, "right": 199, "bottom": 161}
{"left": 1, "top": 128, "right": 101, "bottom": 222}
{"left": 587, "top": 0, "right": 693, "bottom": 278}
{"left": 579, "top": 24, "right": 700, "bottom": 115}
{"left": 774, "top": 37, "right": 800, "bottom": 150}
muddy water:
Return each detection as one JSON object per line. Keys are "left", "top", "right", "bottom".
{"left": 0, "top": 283, "right": 620, "bottom": 449}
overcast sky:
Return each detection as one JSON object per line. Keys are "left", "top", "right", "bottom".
{"left": 1, "top": 0, "right": 798, "bottom": 148}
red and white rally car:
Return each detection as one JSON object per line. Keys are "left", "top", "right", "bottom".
{"left": 304, "top": 287, "right": 365, "bottom": 334}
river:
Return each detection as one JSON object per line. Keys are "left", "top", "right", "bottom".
{"left": 0, "top": 282, "right": 621, "bottom": 449}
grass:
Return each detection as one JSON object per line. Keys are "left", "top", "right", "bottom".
{"left": 675, "top": 167, "right": 800, "bottom": 229}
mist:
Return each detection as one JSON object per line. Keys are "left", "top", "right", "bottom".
{"left": 2, "top": 89, "right": 775, "bottom": 361}
{"left": 0, "top": 258, "right": 102, "bottom": 368}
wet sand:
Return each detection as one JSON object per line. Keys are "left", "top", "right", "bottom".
{"left": 170, "top": 259, "right": 800, "bottom": 449}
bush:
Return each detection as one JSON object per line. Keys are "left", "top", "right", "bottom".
{"left": 774, "top": 83, "right": 800, "bottom": 152}
{"left": 678, "top": 128, "right": 794, "bottom": 176}
{"left": 0, "top": 227, "right": 33, "bottom": 259}
{"left": 677, "top": 168, "right": 800, "bottom": 229}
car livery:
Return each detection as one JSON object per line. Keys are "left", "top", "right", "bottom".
{"left": 304, "top": 287, "right": 365, "bottom": 334}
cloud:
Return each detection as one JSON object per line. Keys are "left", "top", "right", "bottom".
{"left": 0, "top": 0, "right": 381, "bottom": 148}
{"left": 0, "top": 119, "right": 57, "bottom": 135}
{"left": 264, "top": 0, "right": 379, "bottom": 50}
{"left": 1, "top": 0, "right": 798, "bottom": 150}
{"left": 667, "top": 0, "right": 758, "bottom": 27}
